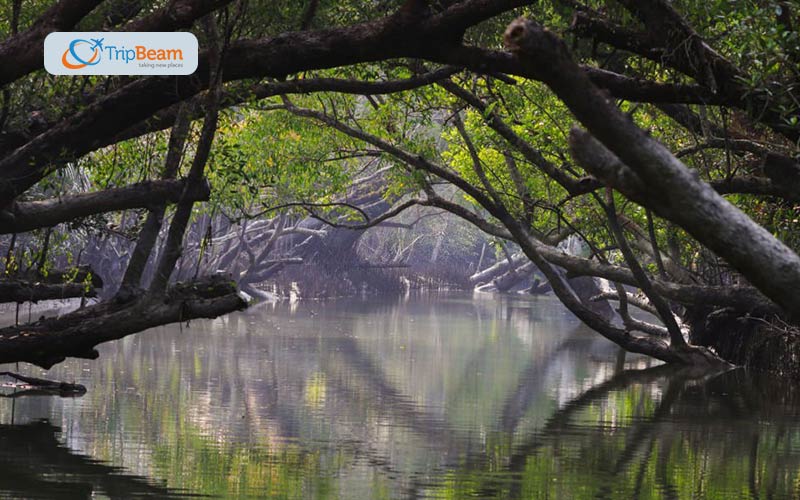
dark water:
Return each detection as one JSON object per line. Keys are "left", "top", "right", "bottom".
{"left": 1, "top": 292, "right": 799, "bottom": 499}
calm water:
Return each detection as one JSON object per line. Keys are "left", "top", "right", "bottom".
{"left": 1, "top": 292, "right": 799, "bottom": 499}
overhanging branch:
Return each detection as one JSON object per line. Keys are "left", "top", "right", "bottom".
{"left": 0, "top": 280, "right": 96, "bottom": 304}
{"left": 0, "top": 275, "right": 246, "bottom": 369}
{"left": 0, "top": 178, "right": 210, "bottom": 234}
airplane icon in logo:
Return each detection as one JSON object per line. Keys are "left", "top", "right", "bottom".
{"left": 89, "top": 38, "right": 104, "bottom": 51}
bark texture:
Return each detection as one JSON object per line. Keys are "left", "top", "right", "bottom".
{"left": 0, "top": 275, "right": 246, "bottom": 369}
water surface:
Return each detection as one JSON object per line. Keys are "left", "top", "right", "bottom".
{"left": 1, "top": 292, "right": 799, "bottom": 499}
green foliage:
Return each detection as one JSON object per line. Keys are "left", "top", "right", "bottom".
{"left": 208, "top": 106, "right": 355, "bottom": 217}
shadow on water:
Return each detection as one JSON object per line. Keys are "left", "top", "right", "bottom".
{"left": 1, "top": 293, "right": 800, "bottom": 498}
{"left": 0, "top": 420, "right": 196, "bottom": 498}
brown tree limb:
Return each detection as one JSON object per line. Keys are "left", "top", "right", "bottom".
{"left": 119, "top": 105, "right": 193, "bottom": 291}
{"left": 428, "top": 46, "right": 724, "bottom": 104}
{"left": 122, "top": 0, "right": 233, "bottom": 32}
{"left": 0, "top": 0, "right": 104, "bottom": 87}
{"left": 0, "top": 280, "right": 96, "bottom": 304}
{"left": 708, "top": 176, "right": 800, "bottom": 202}
{"left": 283, "top": 100, "right": 777, "bottom": 314}
{"left": 498, "top": 18, "right": 800, "bottom": 318}
{"left": 0, "top": 275, "right": 246, "bottom": 369}
{"left": 149, "top": 18, "right": 223, "bottom": 294}
{"left": 0, "top": 178, "right": 209, "bottom": 234}
{"left": 599, "top": 190, "right": 687, "bottom": 347}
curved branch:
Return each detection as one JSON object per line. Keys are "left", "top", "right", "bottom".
{"left": 281, "top": 98, "right": 777, "bottom": 314}
{"left": 441, "top": 80, "right": 597, "bottom": 196}
{"left": 308, "top": 199, "right": 423, "bottom": 230}
{"left": 0, "top": 0, "right": 529, "bottom": 201}
{"left": 251, "top": 201, "right": 370, "bottom": 222}
{"left": 0, "top": 0, "right": 103, "bottom": 87}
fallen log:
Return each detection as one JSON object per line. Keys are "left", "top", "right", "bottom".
{"left": 494, "top": 261, "right": 535, "bottom": 292}
{"left": 0, "top": 275, "right": 247, "bottom": 369}
{"left": 470, "top": 253, "right": 527, "bottom": 285}
{"left": 528, "top": 277, "right": 552, "bottom": 295}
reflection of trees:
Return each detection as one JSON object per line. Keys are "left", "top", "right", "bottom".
{"left": 501, "top": 364, "right": 686, "bottom": 499}
{"left": 263, "top": 341, "right": 798, "bottom": 500}
{"left": 14, "top": 298, "right": 800, "bottom": 498}
{"left": 324, "top": 337, "right": 458, "bottom": 445}
{"left": 498, "top": 333, "right": 588, "bottom": 435}
{"left": 0, "top": 420, "right": 186, "bottom": 499}
{"left": 462, "top": 366, "right": 800, "bottom": 499}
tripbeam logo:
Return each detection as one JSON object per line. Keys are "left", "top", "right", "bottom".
{"left": 61, "top": 38, "right": 103, "bottom": 69}
{"left": 45, "top": 32, "right": 198, "bottom": 75}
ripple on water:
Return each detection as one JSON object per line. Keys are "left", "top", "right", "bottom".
{"left": 0, "top": 293, "right": 798, "bottom": 499}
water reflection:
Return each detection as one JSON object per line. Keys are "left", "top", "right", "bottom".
{"left": 0, "top": 293, "right": 798, "bottom": 498}
{"left": 0, "top": 420, "right": 189, "bottom": 498}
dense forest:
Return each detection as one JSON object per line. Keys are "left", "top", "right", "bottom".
{"left": 1, "top": 0, "right": 799, "bottom": 376}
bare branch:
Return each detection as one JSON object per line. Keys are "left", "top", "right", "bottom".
{"left": 0, "top": 178, "right": 208, "bottom": 235}
{"left": 591, "top": 290, "right": 658, "bottom": 316}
